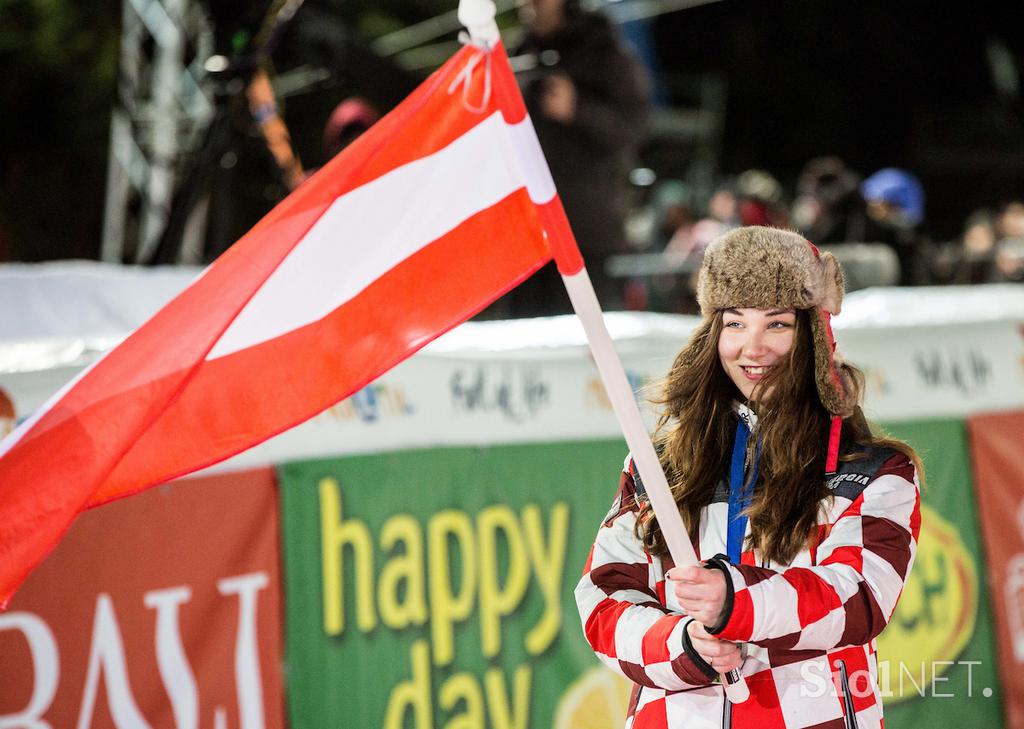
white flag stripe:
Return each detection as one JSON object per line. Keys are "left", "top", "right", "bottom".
{"left": 503, "top": 115, "right": 556, "bottom": 204}
{"left": 207, "top": 112, "right": 549, "bottom": 361}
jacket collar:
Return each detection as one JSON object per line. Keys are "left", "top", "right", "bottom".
{"left": 734, "top": 401, "right": 758, "bottom": 431}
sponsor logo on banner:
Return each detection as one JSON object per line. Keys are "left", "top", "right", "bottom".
{"left": 912, "top": 347, "right": 992, "bottom": 395}
{"left": 1006, "top": 499, "right": 1024, "bottom": 663}
{"left": 0, "top": 469, "right": 284, "bottom": 728}
{"left": 1006, "top": 554, "right": 1024, "bottom": 663}
{"left": 967, "top": 410, "right": 1024, "bottom": 725}
{"left": 552, "top": 666, "right": 631, "bottom": 729}
{"left": 317, "top": 475, "right": 569, "bottom": 728}
{"left": 876, "top": 504, "right": 978, "bottom": 703}
{"left": 1018, "top": 324, "right": 1024, "bottom": 374}
{"left": 325, "top": 383, "right": 415, "bottom": 423}
{"left": 449, "top": 365, "right": 550, "bottom": 422}
{"left": 1, "top": 575, "right": 271, "bottom": 727}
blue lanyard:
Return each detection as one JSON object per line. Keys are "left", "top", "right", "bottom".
{"left": 727, "top": 418, "right": 760, "bottom": 563}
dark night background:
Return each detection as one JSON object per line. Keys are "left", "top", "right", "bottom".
{"left": 654, "top": 0, "right": 1024, "bottom": 239}
{"left": 1, "top": 0, "right": 1022, "bottom": 262}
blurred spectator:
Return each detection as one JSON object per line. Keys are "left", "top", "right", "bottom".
{"left": 670, "top": 184, "right": 741, "bottom": 256}
{"left": 653, "top": 183, "right": 741, "bottom": 314}
{"left": 668, "top": 183, "right": 739, "bottom": 296}
{"left": 860, "top": 167, "right": 927, "bottom": 284}
{"left": 994, "top": 237, "right": 1024, "bottom": 282}
{"left": 927, "top": 205, "right": 1024, "bottom": 285}
{"left": 507, "top": 0, "right": 651, "bottom": 316}
{"left": 735, "top": 169, "right": 790, "bottom": 228}
{"left": 791, "top": 156, "right": 867, "bottom": 244}
{"left": 692, "top": 185, "right": 741, "bottom": 249}
{"left": 996, "top": 201, "right": 1024, "bottom": 240}
{"left": 994, "top": 201, "right": 1024, "bottom": 282}
{"left": 649, "top": 180, "right": 697, "bottom": 252}
{"left": 923, "top": 241, "right": 961, "bottom": 284}
{"left": 707, "top": 185, "right": 740, "bottom": 227}
{"left": 323, "top": 97, "right": 380, "bottom": 160}
{"left": 958, "top": 209, "right": 999, "bottom": 283}
{"left": 292, "top": 98, "right": 380, "bottom": 185}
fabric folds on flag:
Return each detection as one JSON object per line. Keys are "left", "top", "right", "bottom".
{"left": 0, "top": 41, "right": 582, "bottom": 607}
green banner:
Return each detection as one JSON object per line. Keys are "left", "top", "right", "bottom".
{"left": 878, "top": 419, "right": 1004, "bottom": 728}
{"left": 278, "top": 440, "right": 625, "bottom": 729}
{"left": 278, "top": 420, "right": 1005, "bottom": 728}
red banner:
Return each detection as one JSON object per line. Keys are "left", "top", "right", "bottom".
{"left": 968, "top": 410, "right": 1024, "bottom": 729}
{"left": 0, "top": 468, "right": 285, "bottom": 729}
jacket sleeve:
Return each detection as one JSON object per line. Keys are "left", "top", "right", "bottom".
{"left": 574, "top": 463, "right": 718, "bottom": 690}
{"left": 708, "top": 452, "right": 921, "bottom": 651}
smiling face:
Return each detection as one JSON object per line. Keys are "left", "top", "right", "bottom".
{"left": 717, "top": 307, "right": 797, "bottom": 401}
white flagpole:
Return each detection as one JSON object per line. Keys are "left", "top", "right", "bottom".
{"left": 455, "top": 0, "right": 748, "bottom": 703}
{"left": 559, "top": 270, "right": 697, "bottom": 564}
{"left": 561, "top": 269, "right": 749, "bottom": 704}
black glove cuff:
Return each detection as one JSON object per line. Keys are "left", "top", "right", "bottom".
{"left": 702, "top": 553, "right": 735, "bottom": 635}
{"left": 681, "top": 618, "right": 719, "bottom": 681}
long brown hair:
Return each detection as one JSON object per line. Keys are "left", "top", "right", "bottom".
{"left": 637, "top": 309, "right": 923, "bottom": 565}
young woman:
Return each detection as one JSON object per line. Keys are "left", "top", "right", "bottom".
{"left": 576, "top": 226, "right": 922, "bottom": 729}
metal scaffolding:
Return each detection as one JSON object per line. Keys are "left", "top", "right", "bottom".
{"left": 101, "top": 0, "right": 214, "bottom": 264}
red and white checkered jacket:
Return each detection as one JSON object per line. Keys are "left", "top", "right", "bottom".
{"left": 574, "top": 442, "right": 921, "bottom": 729}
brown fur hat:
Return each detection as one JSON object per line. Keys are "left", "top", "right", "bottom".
{"left": 681, "top": 226, "right": 855, "bottom": 416}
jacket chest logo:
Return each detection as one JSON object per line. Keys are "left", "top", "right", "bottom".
{"left": 825, "top": 472, "right": 869, "bottom": 490}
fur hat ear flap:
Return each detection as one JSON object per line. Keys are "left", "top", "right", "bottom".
{"left": 830, "top": 358, "right": 859, "bottom": 419}
{"left": 809, "top": 313, "right": 857, "bottom": 417}
{"left": 816, "top": 252, "right": 845, "bottom": 316}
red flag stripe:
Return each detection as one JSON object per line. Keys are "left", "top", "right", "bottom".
{"left": 89, "top": 188, "right": 549, "bottom": 505}
{"left": 0, "top": 40, "right": 580, "bottom": 607}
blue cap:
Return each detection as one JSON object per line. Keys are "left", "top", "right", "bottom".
{"left": 860, "top": 168, "right": 924, "bottom": 227}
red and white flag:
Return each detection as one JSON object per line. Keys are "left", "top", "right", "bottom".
{"left": 0, "top": 42, "right": 584, "bottom": 606}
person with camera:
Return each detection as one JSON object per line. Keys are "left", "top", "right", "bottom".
{"left": 507, "top": 0, "right": 650, "bottom": 316}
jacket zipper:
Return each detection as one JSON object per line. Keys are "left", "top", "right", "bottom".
{"left": 629, "top": 685, "right": 642, "bottom": 721}
{"left": 837, "top": 660, "right": 858, "bottom": 729}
